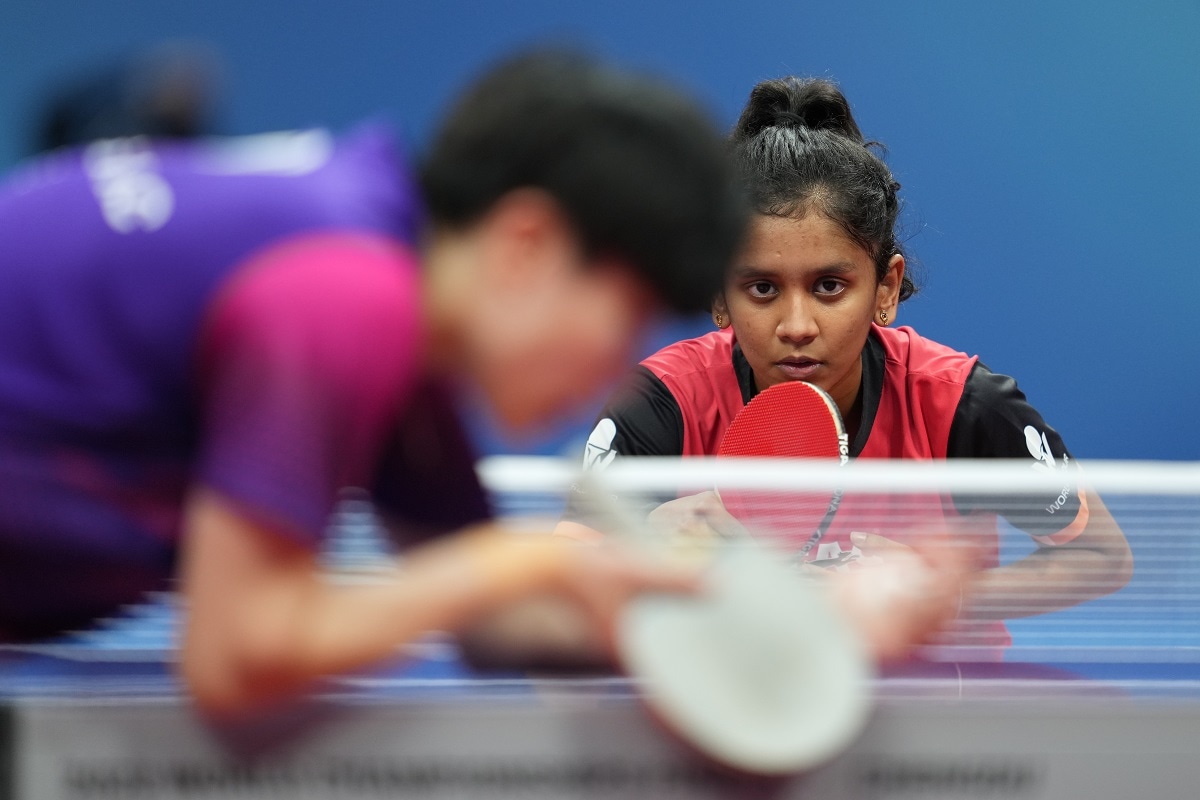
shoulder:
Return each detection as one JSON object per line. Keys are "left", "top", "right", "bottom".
{"left": 168, "top": 125, "right": 405, "bottom": 182}
{"left": 640, "top": 328, "right": 736, "bottom": 379}
{"left": 948, "top": 360, "right": 1071, "bottom": 460}
{"left": 216, "top": 232, "right": 420, "bottom": 317}
{"left": 638, "top": 327, "right": 742, "bottom": 411}
{"left": 874, "top": 325, "right": 978, "bottom": 386}
{"left": 169, "top": 127, "right": 421, "bottom": 244}
{"left": 193, "top": 232, "right": 427, "bottom": 539}
{"left": 200, "top": 231, "right": 425, "bottom": 388}
{"left": 587, "top": 367, "right": 684, "bottom": 460}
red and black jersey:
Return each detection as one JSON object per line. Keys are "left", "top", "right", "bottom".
{"left": 573, "top": 325, "right": 1089, "bottom": 652}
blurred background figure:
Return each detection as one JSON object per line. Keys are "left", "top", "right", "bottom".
{"left": 31, "top": 41, "right": 222, "bottom": 155}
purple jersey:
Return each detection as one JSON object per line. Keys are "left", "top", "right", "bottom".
{"left": 0, "top": 128, "right": 487, "bottom": 640}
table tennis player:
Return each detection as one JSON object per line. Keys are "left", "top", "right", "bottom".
{"left": 0, "top": 50, "right": 748, "bottom": 715}
{"left": 558, "top": 76, "right": 1133, "bottom": 654}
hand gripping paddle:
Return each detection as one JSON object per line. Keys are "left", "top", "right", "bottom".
{"left": 716, "top": 381, "right": 849, "bottom": 560}
{"left": 616, "top": 541, "right": 873, "bottom": 775}
{"left": 594, "top": 381, "right": 871, "bottom": 775}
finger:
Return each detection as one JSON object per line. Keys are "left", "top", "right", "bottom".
{"left": 702, "top": 504, "right": 751, "bottom": 540}
{"left": 559, "top": 547, "right": 709, "bottom": 659}
{"left": 574, "top": 542, "right": 706, "bottom": 598}
{"left": 554, "top": 520, "right": 606, "bottom": 544}
{"left": 829, "top": 552, "right": 955, "bottom": 661}
{"left": 850, "top": 531, "right": 913, "bottom": 554}
{"left": 621, "top": 550, "right": 708, "bottom": 594}
{"left": 673, "top": 514, "right": 720, "bottom": 542}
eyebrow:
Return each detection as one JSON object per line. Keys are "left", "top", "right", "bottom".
{"left": 731, "top": 261, "right": 859, "bottom": 279}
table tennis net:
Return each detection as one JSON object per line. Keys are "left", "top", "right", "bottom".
{"left": 12, "top": 457, "right": 1197, "bottom": 667}
{"left": 480, "top": 457, "right": 1200, "bottom": 664}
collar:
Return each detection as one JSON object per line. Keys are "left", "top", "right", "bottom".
{"left": 729, "top": 332, "right": 885, "bottom": 458}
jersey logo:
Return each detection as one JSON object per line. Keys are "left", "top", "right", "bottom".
{"left": 1024, "top": 425, "right": 1079, "bottom": 516}
{"left": 1024, "top": 425, "right": 1060, "bottom": 471}
{"left": 583, "top": 418, "right": 618, "bottom": 470}
{"left": 84, "top": 138, "right": 175, "bottom": 233}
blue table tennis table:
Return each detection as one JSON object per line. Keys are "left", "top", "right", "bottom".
{"left": 5, "top": 467, "right": 1200, "bottom": 799}
{"left": 3, "top": 595, "right": 1200, "bottom": 800}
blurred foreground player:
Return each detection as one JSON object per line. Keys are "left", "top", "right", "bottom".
{"left": 0, "top": 51, "right": 747, "bottom": 715}
{"left": 560, "top": 76, "right": 1133, "bottom": 654}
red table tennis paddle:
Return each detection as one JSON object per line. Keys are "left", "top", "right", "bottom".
{"left": 716, "top": 381, "right": 849, "bottom": 559}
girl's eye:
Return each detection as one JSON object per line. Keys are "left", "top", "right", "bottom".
{"left": 814, "top": 278, "right": 845, "bottom": 297}
{"left": 747, "top": 281, "right": 777, "bottom": 299}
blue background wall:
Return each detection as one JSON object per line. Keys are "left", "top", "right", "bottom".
{"left": 2, "top": 1, "right": 1196, "bottom": 460}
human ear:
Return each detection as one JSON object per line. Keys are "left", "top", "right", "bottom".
{"left": 711, "top": 293, "right": 730, "bottom": 329}
{"left": 876, "top": 254, "right": 904, "bottom": 324}
{"left": 477, "top": 188, "right": 579, "bottom": 289}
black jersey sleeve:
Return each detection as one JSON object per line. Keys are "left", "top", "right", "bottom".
{"left": 947, "top": 362, "right": 1086, "bottom": 542}
{"left": 562, "top": 367, "right": 684, "bottom": 528}
{"left": 581, "top": 366, "right": 684, "bottom": 464}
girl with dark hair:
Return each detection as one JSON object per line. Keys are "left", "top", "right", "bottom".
{"left": 560, "top": 76, "right": 1132, "bottom": 653}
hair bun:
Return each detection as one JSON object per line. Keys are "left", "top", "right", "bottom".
{"left": 733, "top": 77, "right": 864, "bottom": 144}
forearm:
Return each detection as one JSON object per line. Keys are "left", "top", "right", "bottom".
{"left": 181, "top": 489, "right": 699, "bottom": 716}
{"left": 962, "top": 492, "right": 1133, "bottom": 621}
{"left": 253, "top": 530, "right": 565, "bottom": 677}
{"left": 180, "top": 491, "right": 570, "bottom": 716}
{"left": 965, "top": 547, "right": 1126, "bottom": 621}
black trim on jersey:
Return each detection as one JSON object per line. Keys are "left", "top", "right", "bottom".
{"left": 853, "top": 333, "right": 886, "bottom": 457}
{"left": 731, "top": 343, "right": 758, "bottom": 405}
{"left": 947, "top": 362, "right": 1083, "bottom": 538}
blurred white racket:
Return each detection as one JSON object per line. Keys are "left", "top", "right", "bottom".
{"left": 582, "top": 469, "right": 873, "bottom": 775}
{"left": 617, "top": 541, "right": 873, "bottom": 775}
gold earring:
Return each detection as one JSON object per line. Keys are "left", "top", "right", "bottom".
{"left": 715, "top": 313, "right": 725, "bottom": 328}
{"left": 879, "top": 310, "right": 888, "bottom": 324}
